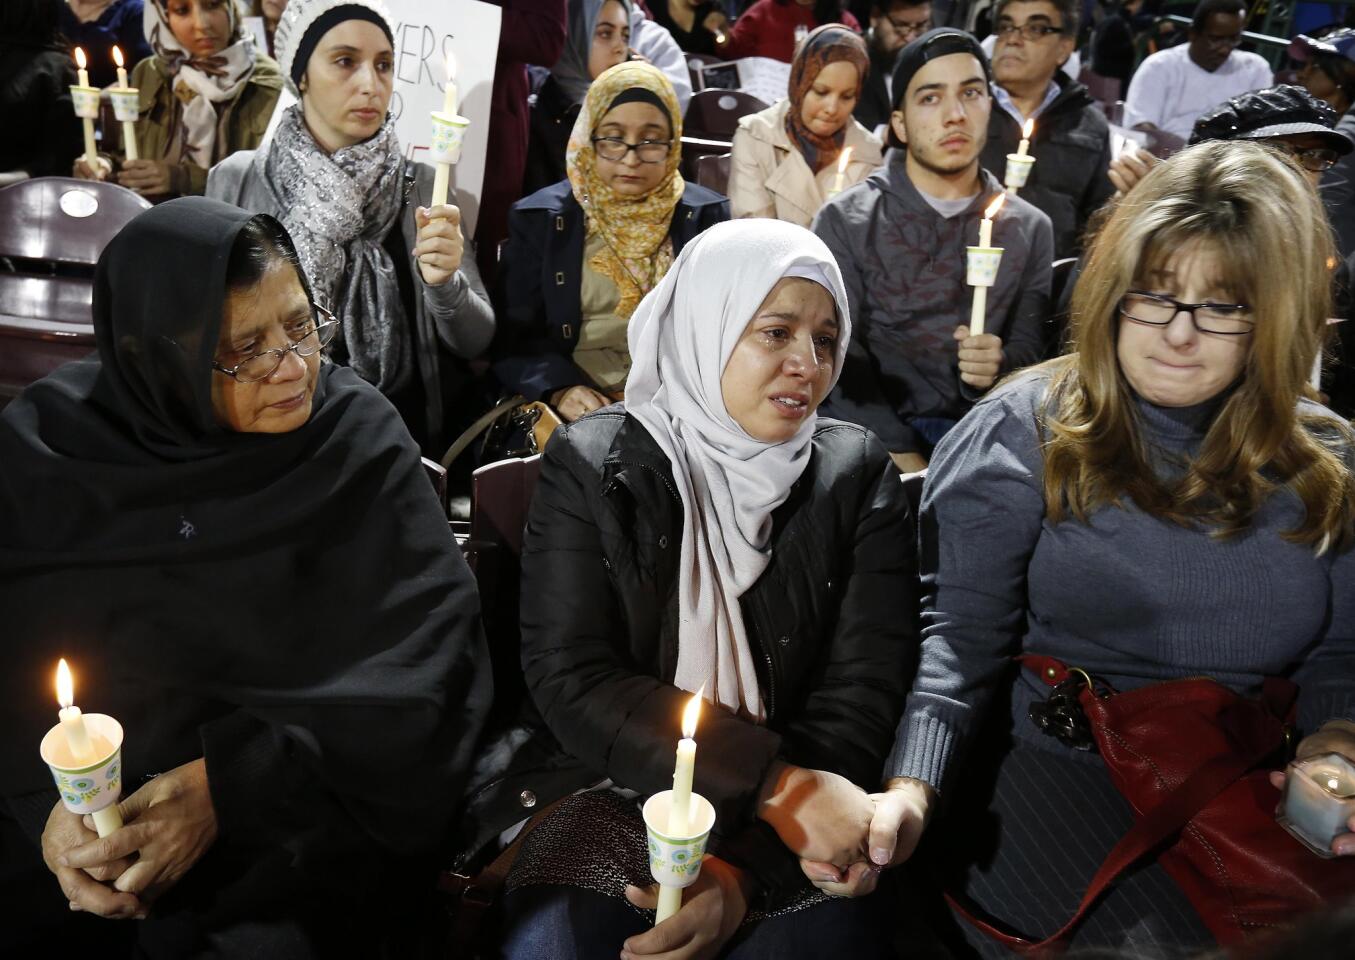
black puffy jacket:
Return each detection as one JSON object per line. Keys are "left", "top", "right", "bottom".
{"left": 454, "top": 409, "right": 919, "bottom": 904}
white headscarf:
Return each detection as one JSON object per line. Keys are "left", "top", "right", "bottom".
{"left": 625, "top": 220, "right": 852, "bottom": 720}
{"left": 145, "top": 0, "right": 257, "bottom": 167}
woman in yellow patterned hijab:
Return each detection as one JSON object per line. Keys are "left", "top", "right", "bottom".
{"left": 565, "top": 61, "right": 686, "bottom": 319}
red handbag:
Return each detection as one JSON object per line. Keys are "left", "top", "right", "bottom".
{"left": 950, "top": 654, "right": 1355, "bottom": 953}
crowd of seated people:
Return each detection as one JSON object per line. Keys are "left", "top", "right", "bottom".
{"left": 3, "top": 0, "right": 1355, "bottom": 956}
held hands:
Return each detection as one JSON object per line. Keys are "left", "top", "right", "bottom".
{"left": 42, "top": 802, "right": 143, "bottom": 918}
{"left": 622, "top": 855, "right": 752, "bottom": 960}
{"left": 414, "top": 204, "right": 465, "bottom": 286}
{"left": 1269, "top": 720, "right": 1355, "bottom": 857}
{"left": 551, "top": 385, "right": 612, "bottom": 422}
{"left": 756, "top": 762, "right": 874, "bottom": 865}
{"left": 54, "top": 758, "right": 219, "bottom": 912}
{"left": 954, "top": 326, "right": 1004, "bottom": 390}
{"left": 799, "top": 777, "right": 936, "bottom": 898}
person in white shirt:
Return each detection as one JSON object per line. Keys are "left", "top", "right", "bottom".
{"left": 1122, "top": 0, "right": 1271, "bottom": 148}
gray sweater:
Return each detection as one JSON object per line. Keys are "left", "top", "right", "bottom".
{"left": 812, "top": 151, "right": 1054, "bottom": 454}
{"left": 889, "top": 370, "right": 1355, "bottom": 791}
{"left": 207, "top": 151, "right": 494, "bottom": 446}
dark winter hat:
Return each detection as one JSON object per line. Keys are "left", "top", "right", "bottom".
{"left": 1188, "top": 84, "right": 1353, "bottom": 154}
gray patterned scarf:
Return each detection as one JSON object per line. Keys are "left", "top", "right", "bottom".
{"left": 261, "top": 104, "right": 408, "bottom": 392}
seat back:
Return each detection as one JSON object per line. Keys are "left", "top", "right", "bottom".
{"left": 0, "top": 178, "right": 149, "bottom": 397}
{"left": 467, "top": 454, "right": 543, "bottom": 722}
{"left": 683, "top": 89, "right": 768, "bottom": 141}
{"left": 679, "top": 135, "right": 733, "bottom": 183}
{"left": 695, "top": 153, "right": 732, "bottom": 195}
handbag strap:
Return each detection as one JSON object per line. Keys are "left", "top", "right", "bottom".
{"left": 440, "top": 396, "right": 528, "bottom": 470}
{"left": 947, "top": 656, "right": 1286, "bottom": 954}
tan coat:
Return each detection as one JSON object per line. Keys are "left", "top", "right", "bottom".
{"left": 727, "top": 99, "right": 883, "bottom": 227}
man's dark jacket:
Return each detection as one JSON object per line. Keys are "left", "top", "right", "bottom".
{"left": 980, "top": 72, "right": 1114, "bottom": 258}
{"left": 453, "top": 410, "right": 918, "bottom": 906}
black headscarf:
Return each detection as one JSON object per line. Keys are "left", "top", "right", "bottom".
{"left": 0, "top": 198, "right": 489, "bottom": 940}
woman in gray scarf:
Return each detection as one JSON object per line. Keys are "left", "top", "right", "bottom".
{"left": 207, "top": 0, "right": 494, "bottom": 454}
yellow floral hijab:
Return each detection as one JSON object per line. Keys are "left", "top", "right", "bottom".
{"left": 566, "top": 61, "right": 686, "bottom": 318}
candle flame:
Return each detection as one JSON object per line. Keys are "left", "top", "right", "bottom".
{"left": 112, "top": 45, "right": 124, "bottom": 68}
{"left": 984, "top": 193, "right": 1006, "bottom": 220}
{"left": 74, "top": 47, "right": 87, "bottom": 70}
{"left": 1022, "top": 118, "right": 1035, "bottom": 139}
{"left": 837, "top": 147, "right": 853, "bottom": 174}
{"left": 445, "top": 51, "right": 458, "bottom": 82}
{"left": 681, "top": 687, "right": 704, "bottom": 739}
{"left": 56, "top": 658, "right": 74, "bottom": 710}
{"left": 1330, "top": 777, "right": 1341, "bottom": 791}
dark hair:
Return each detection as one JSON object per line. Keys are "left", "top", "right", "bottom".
{"left": 993, "top": 0, "right": 1081, "bottom": 36}
{"left": 0, "top": 0, "right": 63, "bottom": 46}
{"left": 874, "top": 0, "right": 931, "bottom": 12}
{"left": 225, "top": 214, "right": 315, "bottom": 304}
{"left": 1191, "top": 0, "right": 1245, "bottom": 32}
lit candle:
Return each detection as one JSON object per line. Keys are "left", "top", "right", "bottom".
{"left": 978, "top": 192, "right": 1003, "bottom": 249}
{"left": 56, "top": 659, "right": 96, "bottom": 766}
{"left": 111, "top": 46, "right": 138, "bottom": 161}
{"left": 431, "top": 52, "right": 458, "bottom": 208}
{"left": 969, "top": 194, "right": 1006, "bottom": 337}
{"left": 1280, "top": 753, "right": 1355, "bottom": 856}
{"left": 826, "top": 147, "right": 853, "bottom": 198}
{"left": 1017, "top": 117, "right": 1034, "bottom": 156}
{"left": 656, "top": 689, "right": 704, "bottom": 924}
{"left": 73, "top": 48, "right": 98, "bottom": 166}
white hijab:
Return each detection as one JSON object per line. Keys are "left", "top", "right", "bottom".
{"left": 625, "top": 220, "right": 852, "bottom": 720}
{"left": 145, "top": 0, "right": 257, "bottom": 167}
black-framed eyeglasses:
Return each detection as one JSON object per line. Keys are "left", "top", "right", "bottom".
{"left": 994, "top": 21, "right": 1066, "bottom": 41}
{"left": 884, "top": 13, "right": 932, "bottom": 37}
{"left": 212, "top": 303, "right": 340, "bottom": 383}
{"left": 1119, "top": 291, "right": 1254, "bottom": 335}
{"left": 591, "top": 137, "right": 672, "bottom": 163}
{"left": 1276, "top": 143, "right": 1341, "bottom": 173}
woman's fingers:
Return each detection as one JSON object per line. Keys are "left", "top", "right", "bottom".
{"left": 59, "top": 821, "right": 150, "bottom": 870}
{"left": 56, "top": 865, "right": 142, "bottom": 919}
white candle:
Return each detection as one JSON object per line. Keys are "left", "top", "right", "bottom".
{"left": 971, "top": 195, "right": 1005, "bottom": 337}
{"left": 431, "top": 52, "right": 458, "bottom": 208}
{"left": 56, "top": 659, "right": 97, "bottom": 765}
{"left": 111, "top": 46, "right": 138, "bottom": 161}
{"left": 1017, "top": 117, "right": 1034, "bottom": 156}
{"left": 978, "top": 193, "right": 1003, "bottom": 249}
{"left": 826, "top": 147, "right": 852, "bottom": 198}
{"left": 656, "top": 690, "right": 703, "bottom": 924}
{"left": 73, "top": 48, "right": 97, "bottom": 166}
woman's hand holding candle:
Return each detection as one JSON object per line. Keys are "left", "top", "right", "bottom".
{"left": 116, "top": 159, "right": 173, "bottom": 197}
{"left": 413, "top": 204, "right": 465, "bottom": 285}
{"left": 42, "top": 803, "right": 143, "bottom": 919}
{"left": 60, "top": 758, "right": 219, "bottom": 903}
{"left": 622, "top": 855, "right": 752, "bottom": 960}
{"left": 1271, "top": 720, "right": 1355, "bottom": 856}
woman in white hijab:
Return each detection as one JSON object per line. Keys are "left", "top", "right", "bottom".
{"left": 460, "top": 219, "right": 918, "bottom": 958}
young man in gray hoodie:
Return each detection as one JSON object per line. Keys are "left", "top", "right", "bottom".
{"left": 813, "top": 28, "right": 1054, "bottom": 472}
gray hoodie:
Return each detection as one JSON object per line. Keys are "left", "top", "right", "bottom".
{"left": 813, "top": 149, "right": 1053, "bottom": 453}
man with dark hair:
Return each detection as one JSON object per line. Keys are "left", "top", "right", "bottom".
{"left": 980, "top": 0, "right": 1112, "bottom": 256}
{"left": 855, "top": 0, "right": 933, "bottom": 132}
{"left": 813, "top": 28, "right": 1053, "bottom": 471}
{"left": 1123, "top": 0, "right": 1271, "bottom": 145}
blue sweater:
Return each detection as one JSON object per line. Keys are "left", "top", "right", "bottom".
{"left": 890, "top": 370, "right": 1355, "bottom": 791}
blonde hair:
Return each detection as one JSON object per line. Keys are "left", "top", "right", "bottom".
{"left": 1041, "top": 140, "right": 1354, "bottom": 549}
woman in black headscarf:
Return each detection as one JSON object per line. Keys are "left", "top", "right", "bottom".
{"left": 0, "top": 197, "right": 490, "bottom": 955}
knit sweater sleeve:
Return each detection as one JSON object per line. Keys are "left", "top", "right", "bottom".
{"left": 885, "top": 374, "right": 1048, "bottom": 790}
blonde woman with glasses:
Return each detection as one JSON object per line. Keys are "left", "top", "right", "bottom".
{"left": 847, "top": 140, "right": 1355, "bottom": 955}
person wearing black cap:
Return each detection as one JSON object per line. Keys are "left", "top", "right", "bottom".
{"left": 813, "top": 27, "right": 1054, "bottom": 472}
{"left": 207, "top": 0, "right": 496, "bottom": 459}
